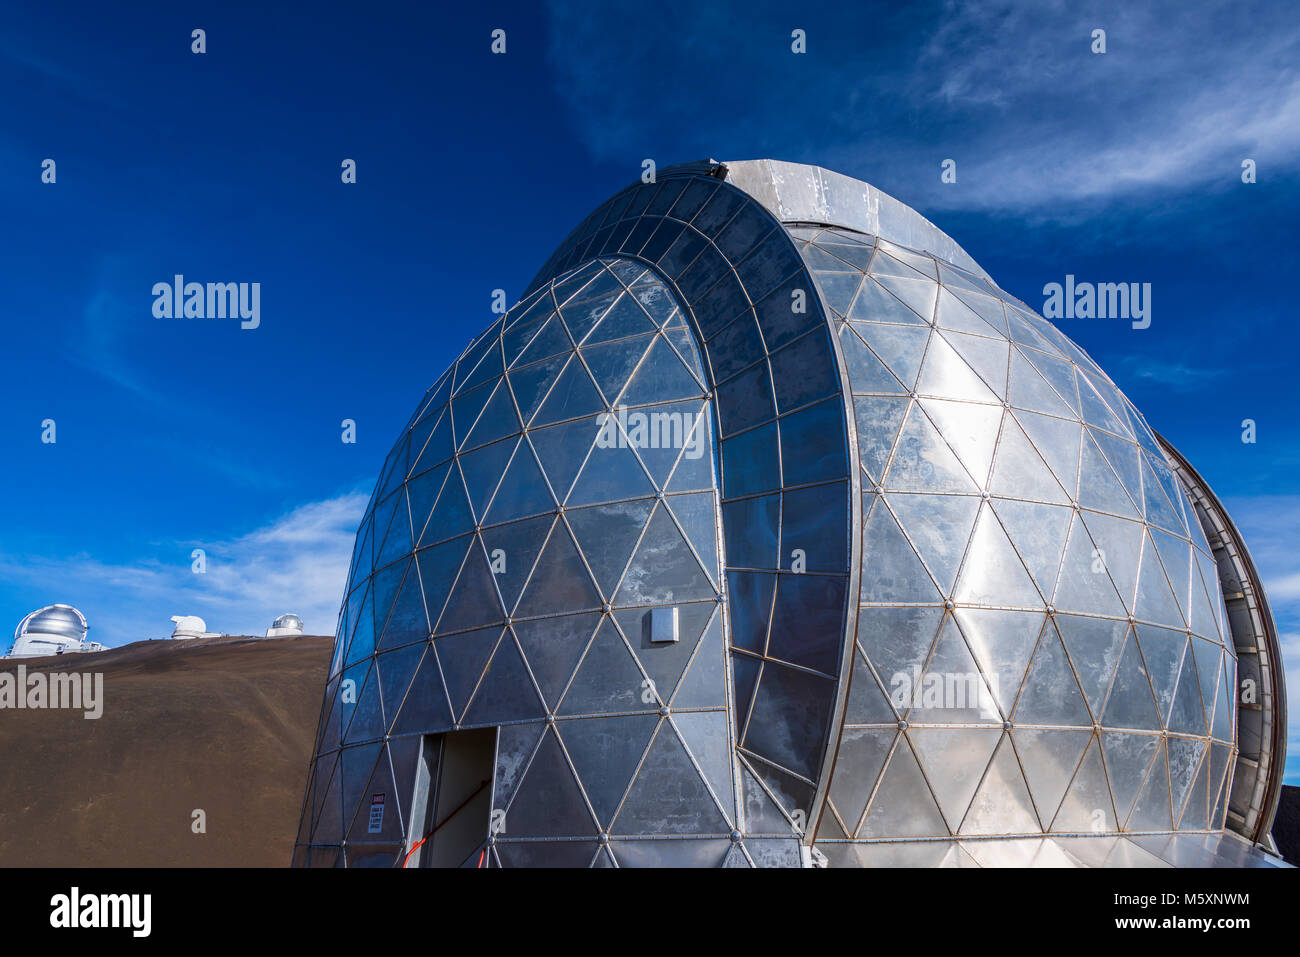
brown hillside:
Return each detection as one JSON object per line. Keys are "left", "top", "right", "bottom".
{"left": 0, "top": 634, "right": 331, "bottom": 867}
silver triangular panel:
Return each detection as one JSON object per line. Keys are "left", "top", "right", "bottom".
{"left": 859, "top": 736, "right": 950, "bottom": 838}
{"left": 960, "top": 734, "right": 1041, "bottom": 835}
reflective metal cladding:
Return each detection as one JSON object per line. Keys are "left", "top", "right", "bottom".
{"left": 293, "top": 160, "right": 1288, "bottom": 868}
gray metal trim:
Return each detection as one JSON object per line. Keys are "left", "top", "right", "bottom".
{"left": 1157, "top": 432, "right": 1288, "bottom": 848}
{"left": 721, "top": 159, "right": 990, "bottom": 279}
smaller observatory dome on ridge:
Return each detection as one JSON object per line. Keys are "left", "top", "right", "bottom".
{"left": 267, "top": 614, "right": 305, "bottom": 637}
{"left": 170, "top": 615, "right": 211, "bottom": 639}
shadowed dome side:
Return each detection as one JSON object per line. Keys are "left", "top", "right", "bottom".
{"left": 298, "top": 255, "right": 755, "bottom": 868}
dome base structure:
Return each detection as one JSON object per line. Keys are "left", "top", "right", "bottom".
{"left": 294, "top": 160, "right": 1289, "bottom": 868}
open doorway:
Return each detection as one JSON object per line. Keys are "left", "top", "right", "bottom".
{"left": 405, "top": 727, "right": 496, "bottom": 868}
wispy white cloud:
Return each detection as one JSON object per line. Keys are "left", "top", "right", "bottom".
{"left": 545, "top": 0, "right": 1300, "bottom": 213}
{"left": 1114, "top": 356, "right": 1228, "bottom": 391}
{"left": 64, "top": 260, "right": 289, "bottom": 489}
{"left": 1269, "top": 574, "right": 1300, "bottom": 603}
{"left": 0, "top": 491, "right": 367, "bottom": 648}
{"left": 0, "top": 35, "right": 128, "bottom": 110}
{"left": 907, "top": 2, "right": 1300, "bottom": 208}
{"left": 70, "top": 265, "right": 168, "bottom": 406}
{"left": 1226, "top": 494, "right": 1300, "bottom": 582}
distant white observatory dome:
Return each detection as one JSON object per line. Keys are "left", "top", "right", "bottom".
{"left": 9, "top": 604, "right": 104, "bottom": 658}
{"left": 170, "top": 615, "right": 215, "bottom": 640}
{"left": 266, "top": 614, "right": 305, "bottom": 638}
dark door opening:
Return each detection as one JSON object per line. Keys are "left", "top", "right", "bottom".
{"left": 405, "top": 727, "right": 496, "bottom": 868}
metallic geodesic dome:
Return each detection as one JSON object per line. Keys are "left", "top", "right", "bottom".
{"left": 9, "top": 604, "right": 102, "bottom": 658}
{"left": 294, "top": 160, "right": 1287, "bottom": 868}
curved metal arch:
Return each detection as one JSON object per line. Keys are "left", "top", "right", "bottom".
{"left": 1157, "top": 433, "right": 1288, "bottom": 849}
{"left": 719, "top": 159, "right": 991, "bottom": 281}
{"left": 527, "top": 167, "right": 862, "bottom": 849}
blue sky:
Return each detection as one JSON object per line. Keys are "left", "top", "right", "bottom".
{"left": 2, "top": 0, "right": 1297, "bottom": 781}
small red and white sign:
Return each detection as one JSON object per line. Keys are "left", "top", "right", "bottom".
{"left": 368, "top": 793, "right": 385, "bottom": 833}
